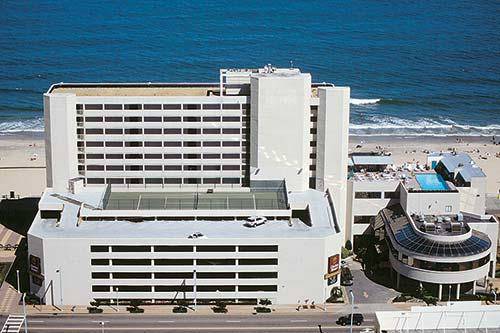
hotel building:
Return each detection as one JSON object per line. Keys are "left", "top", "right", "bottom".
{"left": 28, "top": 66, "right": 349, "bottom": 306}
{"left": 346, "top": 152, "right": 498, "bottom": 300}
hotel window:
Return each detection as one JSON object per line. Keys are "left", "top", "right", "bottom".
{"left": 155, "top": 259, "right": 193, "bottom": 266}
{"left": 222, "top": 153, "right": 240, "bottom": 159}
{"left": 197, "top": 259, "right": 235, "bottom": 266}
{"left": 203, "top": 178, "right": 221, "bottom": 184}
{"left": 92, "top": 286, "right": 110, "bottom": 292}
{"left": 164, "top": 178, "right": 182, "bottom": 184}
{"left": 222, "top": 104, "right": 240, "bottom": 110}
{"left": 203, "top": 165, "right": 221, "bottom": 171}
{"left": 203, "top": 154, "right": 221, "bottom": 159}
{"left": 124, "top": 154, "right": 143, "bottom": 159}
{"left": 239, "top": 245, "right": 278, "bottom": 252}
{"left": 164, "top": 165, "right": 182, "bottom": 171}
{"left": 144, "top": 128, "right": 162, "bottom": 134}
{"left": 125, "top": 141, "right": 142, "bottom": 147}
{"left": 183, "top": 116, "right": 201, "bottom": 122}
{"left": 85, "top": 104, "right": 103, "bottom": 110}
{"left": 154, "top": 246, "right": 193, "bottom": 252}
{"left": 184, "top": 165, "right": 201, "bottom": 171}
{"left": 145, "top": 154, "right": 162, "bottom": 159}
{"left": 197, "top": 272, "right": 235, "bottom": 279}
{"left": 104, "top": 104, "right": 122, "bottom": 110}
{"left": 222, "top": 141, "right": 240, "bottom": 147}
{"left": 310, "top": 128, "right": 317, "bottom": 134}
{"left": 310, "top": 141, "right": 317, "bottom": 147}
{"left": 91, "top": 272, "right": 110, "bottom": 279}
{"left": 105, "top": 116, "right": 122, "bottom": 122}
{"left": 222, "top": 165, "right": 240, "bottom": 170}
{"left": 145, "top": 165, "right": 162, "bottom": 171}
{"left": 164, "top": 128, "right": 182, "bottom": 134}
{"left": 86, "top": 141, "right": 104, "bottom": 147}
{"left": 86, "top": 128, "right": 103, "bottom": 135}
{"left": 155, "top": 272, "right": 193, "bottom": 279}
{"left": 123, "top": 104, "right": 142, "bottom": 110}
{"left": 124, "top": 128, "right": 142, "bottom": 134}
{"left": 222, "top": 116, "right": 240, "bottom": 122}
{"left": 124, "top": 117, "right": 142, "bottom": 122}
{"left": 203, "top": 104, "right": 221, "bottom": 110}
{"left": 238, "top": 285, "right": 277, "bottom": 292}
{"left": 445, "top": 205, "right": 452, "bottom": 213}
{"left": 163, "top": 104, "right": 182, "bottom": 110}
{"left": 198, "top": 286, "right": 235, "bottom": 292}
{"left": 76, "top": 104, "right": 83, "bottom": 110}
{"left": 203, "top": 141, "right": 221, "bottom": 147}
{"left": 203, "top": 128, "right": 221, "bottom": 134}
{"left": 85, "top": 117, "right": 103, "bottom": 123}
{"left": 144, "top": 116, "right": 162, "bottom": 122}
{"left": 203, "top": 116, "right": 221, "bottom": 122}
{"left": 106, "top": 165, "right": 124, "bottom": 171}
{"left": 91, "top": 259, "right": 109, "bottom": 266}
{"left": 183, "top": 128, "right": 201, "bottom": 135}
{"left": 143, "top": 104, "right": 161, "bottom": 110}
{"left": 105, "top": 141, "right": 123, "bottom": 147}
{"left": 223, "top": 128, "right": 240, "bottom": 134}
{"left": 105, "top": 128, "right": 123, "bottom": 134}
{"left": 197, "top": 246, "right": 235, "bottom": 252}
{"left": 164, "top": 116, "right": 181, "bottom": 122}
{"left": 183, "top": 141, "right": 201, "bottom": 147}
{"left": 384, "top": 191, "right": 399, "bottom": 199}
{"left": 239, "top": 259, "right": 278, "bottom": 265}
{"left": 125, "top": 178, "right": 144, "bottom": 184}
{"left": 90, "top": 246, "right": 109, "bottom": 252}
{"left": 184, "top": 178, "right": 201, "bottom": 184}
{"left": 145, "top": 141, "right": 162, "bottom": 147}
{"left": 183, "top": 104, "right": 201, "bottom": 110}
{"left": 164, "top": 141, "right": 181, "bottom": 147}
{"left": 355, "top": 192, "right": 382, "bottom": 199}
{"left": 113, "top": 272, "right": 151, "bottom": 279}
{"left": 87, "top": 165, "right": 104, "bottom": 171}
{"left": 184, "top": 154, "right": 201, "bottom": 159}
{"left": 106, "top": 154, "right": 123, "bottom": 159}
{"left": 86, "top": 154, "right": 104, "bottom": 159}
{"left": 106, "top": 178, "right": 124, "bottom": 184}
{"left": 239, "top": 272, "right": 277, "bottom": 279}
{"left": 155, "top": 286, "right": 193, "bottom": 292}
{"left": 310, "top": 116, "right": 317, "bottom": 122}
{"left": 115, "top": 286, "right": 151, "bottom": 292}
{"left": 222, "top": 178, "right": 240, "bottom": 184}
{"left": 145, "top": 178, "right": 163, "bottom": 184}
{"left": 112, "top": 246, "right": 151, "bottom": 252}
{"left": 125, "top": 165, "right": 143, "bottom": 171}
{"left": 164, "top": 154, "right": 182, "bottom": 159}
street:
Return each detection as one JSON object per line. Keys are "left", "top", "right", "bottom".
{"left": 2, "top": 313, "right": 377, "bottom": 333}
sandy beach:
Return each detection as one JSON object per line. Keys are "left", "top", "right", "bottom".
{"left": 0, "top": 133, "right": 498, "bottom": 197}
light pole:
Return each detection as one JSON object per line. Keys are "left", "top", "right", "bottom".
{"left": 193, "top": 269, "right": 197, "bottom": 311}
{"left": 100, "top": 321, "right": 105, "bottom": 333}
{"left": 16, "top": 270, "right": 20, "bottom": 293}
{"left": 491, "top": 290, "right": 497, "bottom": 304}
{"left": 349, "top": 289, "right": 354, "bottom": 333}
{"left": 448, "top": 285, "right": 452, "bottom": 302}
{"left": 115, "top": 287, "right": 119, "bottom": 311}
{"left": 55, "top": 268, "right": 63, "bottom": 305}
{"left": 22, "top": 293, "right": 28, "bottom": 333}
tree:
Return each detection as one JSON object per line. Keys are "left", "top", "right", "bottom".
{"left": 130, "top": 299, "right": 142, "bottom": 309}
{"left": 259, "top": 299, "right": 272, "bottom": 306}
{"left": 345, "top": 240, "right": 353, "bottom": 251}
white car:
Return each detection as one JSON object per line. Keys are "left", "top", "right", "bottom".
{"left": 360, "top": 328, "right": 374, "bottom": 333}
{"left": 247, "top": 216, "right": 267, "bottom": 224}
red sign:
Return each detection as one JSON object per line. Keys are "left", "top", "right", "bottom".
{"left": 328, "top": 254, "right": 339, "bottom": 274}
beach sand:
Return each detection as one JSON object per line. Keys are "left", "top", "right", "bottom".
{"left": 0, "top": 134, "right": 498, "bottom": 197}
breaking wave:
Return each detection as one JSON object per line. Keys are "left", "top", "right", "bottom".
{"left": 350, "top": 98, "right": 381, "bottom": 105}
{"left": 0, "top": 118, "right": 44, "bottom": 134}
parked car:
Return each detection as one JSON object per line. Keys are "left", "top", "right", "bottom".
{"left": 172, "top": 306, "right": 187, "bottom": 313}
{"left": 360, "top": 328, "right": 375, "bottom": 333}
{"left": 341, "top": 267, "right": 353, "bottom": 286}
{"left": 336, "top": 313, "right": 364, "bottom": 326}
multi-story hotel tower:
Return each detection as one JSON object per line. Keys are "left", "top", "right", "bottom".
{"left": 28, "top": 66, "right": 350, "bottom": 306}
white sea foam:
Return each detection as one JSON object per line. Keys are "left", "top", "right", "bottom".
{"left": 0, "top": 118, "right": 44, "bottom": 134}
{"left": 350, "top": 98, "right": 381, "bottom": 105}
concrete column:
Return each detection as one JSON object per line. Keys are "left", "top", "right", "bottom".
{"left": 472, "top": 280, "right": 477, "bottom": 295}
{"left": 396, "top": 273, "right": 400, "bottom": 289}
{"left": 438, "top": 284, "right": 443, "bottom": 301}
{"left": 456, "top": 283, "right": 460, "bottom": 300}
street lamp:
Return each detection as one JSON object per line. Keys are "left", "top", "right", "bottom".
{"left": 115, "top": 287, "right": 119, "bottom": 311}
{"left": 193, "top": 269, "right": 197, "bottom": 311}
{"left": 22, "top": 293, "right": 28, "bottom": 333}
{"left": 349, "top": 289, "right": 354, "bottom": 333}
{"left": 99, "top": 321, "right": 105, "bottom": 333}
{"left": 448, "top": 285, "right": 452, "bottom": 302}
{"left": 55, "top": 268, "right": 63, "bottom": 305}
{"left": 16, "top": 270, "right": 20, "bottom": 293}
{"left": 491, "top": 290, "right": 497, "bottom": 304}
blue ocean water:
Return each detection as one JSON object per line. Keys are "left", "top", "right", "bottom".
{"left": 0, "top": 0, "right": 499, "bottom": 136}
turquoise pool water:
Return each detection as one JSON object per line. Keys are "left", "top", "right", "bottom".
{"left": 416, "top": 173, "right": 449, "bottom": 191}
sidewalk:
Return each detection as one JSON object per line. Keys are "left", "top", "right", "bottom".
{"left": 0, "top": 282, "right": 21, "bottom": 314}
{"left": 26, "top": 302, "right": 412, "bottom": 316}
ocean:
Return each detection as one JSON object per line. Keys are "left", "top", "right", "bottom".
{"left": 0, "top": 0, "right": 499, "bottom": 137}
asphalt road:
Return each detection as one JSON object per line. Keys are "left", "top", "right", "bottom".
{"left": 1, "top": 313, "right": 377, "bottom": 333}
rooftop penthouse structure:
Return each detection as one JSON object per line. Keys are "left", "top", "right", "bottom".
{"left": 28, "top": 66, "right": 349, "bottom": 306}
{"left": 346, "top": 151, "right": 497, "bottom": 300}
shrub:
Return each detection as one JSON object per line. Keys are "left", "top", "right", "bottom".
{"left": 255, "top": 306, "right": 271, "bottom": 313}
{"left": 259, "top": 299, "right": 272, "bottom": 306}
{"left": 345, "top": 240, "right": 353, "bottom": 251}
{"left": 87, "top": 306, "right": 103, "bottom": 314}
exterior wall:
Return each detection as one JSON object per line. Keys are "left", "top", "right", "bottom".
{"left": 458, "top": 176, "right": 486, "bottom": 215}
{"left": 28, "top": 233, "right": 342, "bottom": 306}
{"left": 348, "top": 180, "right": 399, "bottom": 240}
{"left": 401, "top": 188, "right": 461, "bottom": 216}
{"left": 316, "top": 87, "right": 350, "bottom": 238}
{"left": 44, "top": 93, "right": 78, "bottom": 192}
{"left": 468, "top": 218, "right": 498, "bottom": 277}
{"left": 249, "top": 74, "right": 311, "bottom": 192}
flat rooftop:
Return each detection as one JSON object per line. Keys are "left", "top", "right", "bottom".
{"left": 104, "top": 190, "right": 287, "bottom": 210}
{"left": 49, "top": 84, "right": 220, "bottom": 97}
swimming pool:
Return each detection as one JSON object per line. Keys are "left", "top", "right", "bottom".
{"left": 415, "top": 173, "right": 449, "bottom": 191}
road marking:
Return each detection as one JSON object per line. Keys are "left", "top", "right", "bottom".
{"left": 226, "top": 320, "right": 241, "bottom": 323}
{"left": 158, "top": 320, "right": 175, "bottom": 323}
{"left": 29, "top": 320, "right": 45, "bottom": 323}
{"left": 91, "top": 320, "right": 110, "bottom": 323}
{"left": 290, "top": 320, "right": 307, "bottom": 323}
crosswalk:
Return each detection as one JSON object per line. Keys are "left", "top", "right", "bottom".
{"left": 0, "top": 315, "right": 25, "bottom": 333}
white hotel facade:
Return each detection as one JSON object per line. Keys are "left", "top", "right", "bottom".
{"left": 28, "top": 66, "right": 350, "bottom": 306}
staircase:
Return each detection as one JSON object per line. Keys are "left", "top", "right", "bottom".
{"left": 1, "top": 315, "right": 25, "bottom": 333}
